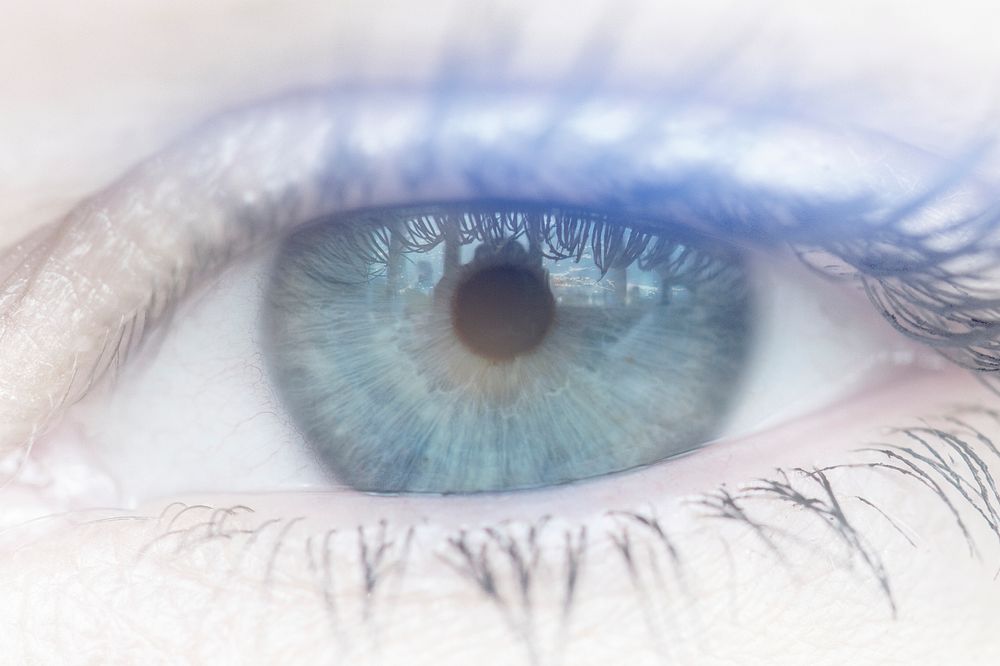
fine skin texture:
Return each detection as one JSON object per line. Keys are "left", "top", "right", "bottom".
{"left": 3, "top": 2, "right": 1000, "bottom": 665}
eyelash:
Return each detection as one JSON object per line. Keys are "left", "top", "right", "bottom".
{"left": 307, "top": 202, "right": 731, "bottom": 276}
{"left": 790, "top": 197, "right": 1000, "bottom": 384}
{"left": 107, "top": 129, "right": 1000, "bottom": 407}
{"left": 6, "top": 93, "right": 1000, "bottom": 650}
{"left": 120, "top": 407, "right": 998, "bottom": 631}
{"left": 4, "top": 92, "right": 995, "bottom": 455}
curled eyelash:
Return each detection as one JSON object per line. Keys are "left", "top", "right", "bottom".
{"left": 825, "top": 406, "right": 1000, "bottom": 555}
{"left": 306, "top": 204, "right": 739, "bottom": 287}
{"left": 786, "top": 172, "right": 1000, "bottom": 384}
{"left": 2, "top": 85, "right": 998, "bottom": 485}
{"left": 5, "top": 406, "right": 984, "bottom": 664}
{"left": 697, "top": 468, "right": 898, "bottom": 616}
{"left": 72, "top": 408, "right": 989, "bottom": 665}
{"left": 690, "top": 408, "right": 1000, "bottom": 617}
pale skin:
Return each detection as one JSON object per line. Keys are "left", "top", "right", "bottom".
{"left": 2, "top": 1, "right": 1000, "bottom": 665}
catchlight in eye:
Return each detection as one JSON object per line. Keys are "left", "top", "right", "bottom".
{"left": 262, "top": 204, "right": 754, "bottom": 493}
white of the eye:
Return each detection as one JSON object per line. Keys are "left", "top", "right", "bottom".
{"left": 44, "top": 240, "right": 938, "bottom": 506}
{"left": 717, "top": 251, "right": 940, "bottom": 439}
{"left": 54, "top": 249, "right": 330, "bottom": 505}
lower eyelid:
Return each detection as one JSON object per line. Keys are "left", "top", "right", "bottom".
{"left": 64, "top": 361, "right": 975, "bottom": 531}
{"left": 5, "top": 376, "right": 999, "bottom": 666}
{"left": 10, "top": 350, "right": 969, "bottom": 545}
{"left": 8, "top": 397, "right": 999, "bottom": 666}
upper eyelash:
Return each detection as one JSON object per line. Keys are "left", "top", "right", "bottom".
{"left": 790, "top": 192, "right": 1000, "bottom": 384}
{"left": 1, "top": 89, "right": 997, "bottom": 466}
{"left": 307, "top": 202, "right": 740, "bottom": 283}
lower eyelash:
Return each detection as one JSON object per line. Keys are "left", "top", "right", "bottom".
{"left": 110, "top": 406, "right": 1000, "bottom": 657}
{"left": 833, "top": 406, "right": 1000, "bottom": 556}
{"left": 696, "top": 470, "right": 899, "bottom": 615}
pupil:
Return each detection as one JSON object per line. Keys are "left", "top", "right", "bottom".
{"left": 451, "top": 264, "right": 555, "bottom": 361}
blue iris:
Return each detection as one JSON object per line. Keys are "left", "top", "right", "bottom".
{"left": 263, "top": 204, "right": 753, "bottom": 493}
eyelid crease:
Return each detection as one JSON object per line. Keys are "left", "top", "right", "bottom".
{"left": 1, "top": 89, "right": 998, "bottom": 466}
{"left": 0, "top": 102, "right": 338, "bottom": 462}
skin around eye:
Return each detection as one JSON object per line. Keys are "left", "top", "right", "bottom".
{"left": 5, "top": 99, "right": 998, "bottom": 666}
{"left": 5, "top": 3, "right": 1000, "bottom": 666}
{"left": 1, "top": 85, "right": 983, "bottom": 472}
{"left": 9, "top": 366, "right": 1000, "bottom": 666}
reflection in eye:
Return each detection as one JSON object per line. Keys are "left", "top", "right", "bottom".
{"left": 0, "top": 90, "right": 974, "bottom": 472}
{"left": 265, "top": 203, "right": 751, "bottom": 492}
{"left": 6, "top": 70, "right": 1000, "bottom": 664}
{"left": 4, "top": 92, "right": 987, "bottom": 511}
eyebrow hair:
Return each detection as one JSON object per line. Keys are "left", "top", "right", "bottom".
{"left": 0, "top": 88, "right": 997, "bottom": 466}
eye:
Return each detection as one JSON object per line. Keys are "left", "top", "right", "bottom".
{"left": 8, "top": 91, "right": 967, "bottom": 506}
{"left": 265, "top": 203, "right": 753, "bottom": 492}
{"left": 54, "top": 209, "right": 921, "bottom": 502}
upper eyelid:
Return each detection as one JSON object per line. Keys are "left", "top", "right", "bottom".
{"left": 0, "top": 89, "right": 994, "bottom": 463}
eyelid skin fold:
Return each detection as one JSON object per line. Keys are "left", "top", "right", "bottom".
{"left": 0, "top": 104, "right": 335, "bottom": 463}
{"left": 0, "top": 89, "right": 997, "bottom": 467}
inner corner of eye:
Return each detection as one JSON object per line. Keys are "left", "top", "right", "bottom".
{"left": 259, "top": 202, "right": 758, "bottom": 495}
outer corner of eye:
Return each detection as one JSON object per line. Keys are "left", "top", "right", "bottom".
{"left": 714, "top": 246, "right": 928, "bottom": 441}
